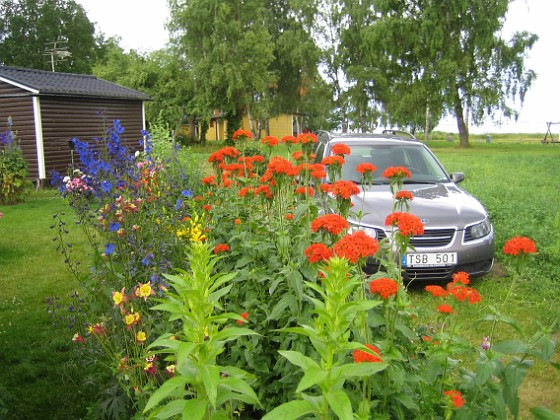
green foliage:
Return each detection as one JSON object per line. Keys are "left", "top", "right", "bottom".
{"left": 0, "top": 119, "right": 31, "bottom": 205}
{"left": 0, "top": 0, "right": 99, "bottom": 73}
{"left": 144, "top": 243, "right": 261, "bottom": 418}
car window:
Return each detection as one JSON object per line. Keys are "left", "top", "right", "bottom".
{"left": 333, "top": 144, "right": 449, "bottom": 183}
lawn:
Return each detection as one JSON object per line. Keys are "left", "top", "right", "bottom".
{"left": 0, "top": 138, "right": 558, "bottom": 418}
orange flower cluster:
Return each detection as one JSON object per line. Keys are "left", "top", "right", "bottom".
{"left": 304, "top": 243, "right": 334, "bottom": 264}
{"left": 232, "top": 129, "right": 253, "bottom": 141}
{"left": 261, "top": 136, "right": 279, "bottom": 147}
{"left": 356, "top": 162, "right": 377, "bottom": 174}
{"left": 331, "top": 143, "right": 351, "bottom": 156}
{"left": 298, "top": 132, "right": 318, "bottom": 144}
{"left": 385, "top": 212, "right": 424, "bottom": 236}
{"left": 236, "top": 311, "right": 249, "bottom": 325}
{"left": 331, "top": 180, "right": 360, "bottom": 199}
{"left": 425, "top": 272, "right": 481, "bottom": 305}
{"left": 201, "top": 175, "right": 216, "bottom": 185}
{"left": 353, "top": 344, "right": 383, "bottom": 363}
{"left": 395, "top": 190, "right": 414, "bottom": 201}
{"left": 214, "top": 243, "right": 230, "bottom": 254}
{"left": 369, "top": 277, "right": 399, "bottom": 299}
{"left": 444, "top": 390, "right": 465, "bottom": 408}
{"left": 295, "top": 186, "right": 314, "bottom": 196}
{"left": 311, "top": 214, "right": 349, "bottom": 235}
{"left": 383, "top": 166, "right": 412, "bottom": 179}
{"left": 281, "top": 135, "right": 298, "bottom": 144}
{"left": 436, "top": 304, "right": 453, "bottom": 314}
{"left": 263, "top": 156, "right": 299, "bottom": 178}
{"left": 208, "top": 146, "right": 241, "bottom": 165}
{"left": 333, "top": 231, "right": 379, "bottom": 264}
{"left": 321, "top": 155, "right": 346, "bottom": 166}
{"left": 503, "top": 236, "right": 537, "bottom": 256}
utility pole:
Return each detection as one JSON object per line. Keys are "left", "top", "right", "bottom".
{"left": 44, "top": 37, "right": 72, "bottom": 72}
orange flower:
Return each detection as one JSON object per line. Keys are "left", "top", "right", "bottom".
{"left": 451, "top": 271, "right": 470, "bottom": 285}
{"left": 311, "top": 214, "right": 349, "bottom": 235}
{"left": 369, "top": 277, "right": 399, "bottom": 299}
{"left": 234, "top": 218, "right": 241, "bottom": 225}
{"left": 321, "top": 155, "right": 346, "bottom": 166}
{"left": 383, "top": 166, "right": 411, "bottom": 179}
{"left": 232, "top": 129, "right": 253, "bottom": 141}
{"left": 444, "top": 390, "right": 465, "bottom": 408}
{"left": 281, "top": 135, "right": 298, "bottom": 144}
{"left": 395, "top": 190, "right": 414, "bottom": 201}
{"left": 261, "top": 135, "right": 279, "bottom": 146}
{"left": 333, "top": 231, "right": 379, "bottom": 264}
{"left": 214, "top": 243, "right": 230, "bottom": 254}
{"left": 385, "top": 212, "right": 424, "bottom": 236}
{"left": 503, "top": 236, "right": 537, "bottom": 256}
{"left": 425, "top": 285, "right": 448, "bottom": 297}
{"left": 356, "top": 162, "right": 376, "bottom": 174}
{"left": 297, "top": 132, "right": 318, "bottom": 144}
{"left": 353, "top": 344, "right": 383, "bottom": 363}
{"left": 331, "top": 143, "right": 351, "bottom": 156}
{"left": 201, "top": 175, "right": 216, "bottom": 185}
{"left": 305, "top": 243, "right": 334, "bottom": 264}
{"left": 236, "top": 311, "right": 249, "bottom": 325}
{"left": 436, "top": 304, "right": 454, "bottom": 314}
{"left": 331, "top": 180, "right": 360, "bottom": 199}
{"left": 295, "top": 186, "right": 314, "bottom": 196}
{"left": 285, "top": 213, "right": 294, "bottom": 220}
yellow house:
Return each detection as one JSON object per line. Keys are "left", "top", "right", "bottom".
{"left": 204, "top": 111, "right": 307, "bottom": 141}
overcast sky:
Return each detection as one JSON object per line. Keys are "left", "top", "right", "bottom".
{"left": 76, "top": 0, "right": 559, "bottom": 134}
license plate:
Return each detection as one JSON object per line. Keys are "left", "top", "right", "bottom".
{"left": 403, "top": 252, "right": 457, "bottom": 267}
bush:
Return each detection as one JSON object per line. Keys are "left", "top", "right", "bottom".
{"left": 0, "top": 117, "right": 31, "bottom": 204}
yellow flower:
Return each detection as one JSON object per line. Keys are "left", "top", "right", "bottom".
{"left": 136, "top": 331, "right": 147, "bottom": 342}
{"left": 136, "top": 283, "right": 153, "bottom": 301}
{"left": 112, "top": 290, "right": 124, "bottom": 306}
{"left": 124, "top": 313, "right": 135, "bottom": 325}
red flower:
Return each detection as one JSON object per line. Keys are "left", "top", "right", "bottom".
{"left": 333, "top": 231, "right": 379, "bottom": 264}
{"left": 356, "top": 162, "right": 376, "bottom": 174}
{"left": 285, "top": 213, "right": 294, "bottom": 220}
{"left": 369, "top": 278, "right": 399, "bottom": 299}
{"left": 311, "top": 214, "right": 349, "bottom": 235}
{"left": 451, "top": 271, "right": 470, "bottom": 285}
{"left": 202, "top": 204, "right": 212, "bottom": 211}
{"left": 261, "top": 135, "right": 279, "bottom": 147}
{"left": 331, "top": 143, "right": 351, "bottom": 156}
{"left": 353, "top": 344, "right": 383, "bottom": 363}
{"left": 236, "top": 311, "right": 249, "bottom": 325}
{"left": 297, "top": 132, "right": 318, "bottom": 144}
{"left": 425, "top": 285, "right": 448, "bottom": 297}
{"left": 292, "top": 151, "right": 304, "bottom": 161}
{"left": 266, "top": 156, "right": 298, "bottom": 177}
{"left": 436, "top": 304, "right": 454, "bottom": 314}
{"left": 503, "top": 236, "right": 537, "bottom": 256}
{"left": 383, "top": 166, "right": 412, "bottom": 179}
{"left": 385, "top": 212, "right": 424, "bottom": 236}
{"left": 214, "top": 243, "right": 230, "bottom": 254}
{"left": 295, "top": 186, "right": 314, "bottom": 196}
{"left": 232, "top": 129, "right": 253, "bottom": 141}
{"left": 234, "top": 218, "right": 241, "bottom": 225}
{"left": 201, "top": 175, "right": 216, "bottom": 185}
{"left": 281, "top": 135, "right": 298, "bottom": 144}
{"left": 305, "top": 243, "right": 334, "bottom": 264}
{"left": 321, "top": 155, "right": 346, "bottom": 166}
{"left": 331, "top": 180, "right": 360, "bottom": 199}
{"left": 395, "top": 190, "right": 414, "bottom": 201}
{"left": 444, "top": 390, "right": 465, "bottom": 408}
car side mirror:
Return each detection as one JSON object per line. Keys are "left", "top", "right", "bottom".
{"left": 450, "top": 172, "right": 465, "bottom": 183}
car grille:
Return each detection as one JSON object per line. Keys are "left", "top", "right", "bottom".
{"left": 404, "top": 266, "right": 454, "bottom": 281}
{"left": 410, "top": 229, "right": 455, "bottom": 247}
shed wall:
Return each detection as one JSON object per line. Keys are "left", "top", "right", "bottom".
{"left": 0, "top": 82, "right": 39, "bottom": 177}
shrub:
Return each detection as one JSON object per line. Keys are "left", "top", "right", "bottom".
{"left": 0, "top": 117, "right": 31, "bottom": 204}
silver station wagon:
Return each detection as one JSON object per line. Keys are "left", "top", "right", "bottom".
{"left": 314, "top": 130, "right": 495, "bottom": 282}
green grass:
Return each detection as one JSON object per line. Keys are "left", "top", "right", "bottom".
{"left": 0, "top": 139, "right": 559, "bottom": 418}
{"left": 0, "top": 189, "right": 93, "bottom": 419}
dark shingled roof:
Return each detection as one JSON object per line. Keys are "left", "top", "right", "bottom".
{"left": 0, "top": 65, "right": 151, "bottom": 100}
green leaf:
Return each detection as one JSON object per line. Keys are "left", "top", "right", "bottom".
{"left": 492, "top": 340, "right": 531, "bottom": 354}
{"left": 176, "top": 342, "right": 197, "bottom": 369}
{"left": 219, "top": 375, "right": 260, "bottom": 405}
{"left": 325, "top": 390, "right": 353, "bottom": 420}
{"left": 296, "top": 365, "right": 327, "bottom": 392}
{"left": 208, "top": 283, "right": 233, "bottom": 302}
{"left": 144, "top": 376, "right": 190, "bottom": 413}
{"left": 199, "top": 364, "right": 220, "bottom": 408}
{"left": 267, "top": 294, "right": 297, "bottom": 321}
{"left": 530, "top": 406, "right": 560, "bottom": 420}
{"left": 261, "top": 400, "right": 316, "bottom": 420}
{"left": 211, "top": 326, "right": 259, "bottom": 343}
{"left": 278, "top": 350, "right": 320, "bottom": 370}
{"left": 331, "top": 362, "right": 387, "bottom": 381}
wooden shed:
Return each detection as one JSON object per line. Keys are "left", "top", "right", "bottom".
{"left": 0, "top": 65, "right": 151, "bottom": 182}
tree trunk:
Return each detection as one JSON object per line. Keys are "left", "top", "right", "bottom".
{"left": 453, "top": 89, "right": 470, "bottom": 147}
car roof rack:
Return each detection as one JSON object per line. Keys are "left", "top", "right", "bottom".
{"left": 381, "top": 129, "right": 417, "bottom": 140}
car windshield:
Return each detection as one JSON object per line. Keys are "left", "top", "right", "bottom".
{"left": 332, "top": 143, "right": 450, "bottom": 184}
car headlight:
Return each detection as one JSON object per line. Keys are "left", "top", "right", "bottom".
{"left": 348, "top": 223, "right": 378, "bottom": 240}
{"left": 468, "top": 218, "right": 492, "bottom": 239}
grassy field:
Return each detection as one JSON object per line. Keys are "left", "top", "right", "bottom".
{"left": 0, "top": 137, "right": 559, "bottom": 418}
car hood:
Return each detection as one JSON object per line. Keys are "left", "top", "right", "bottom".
{"left": 351, "top": 183, "right": 489, "bottom": 229}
